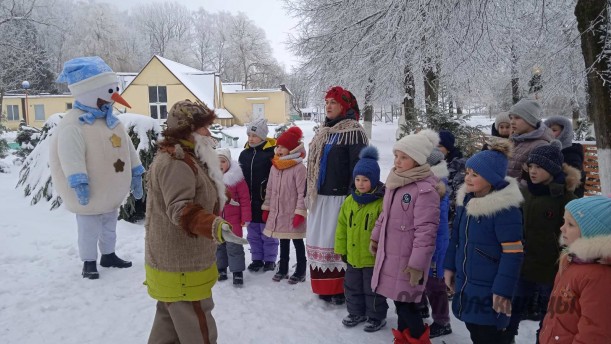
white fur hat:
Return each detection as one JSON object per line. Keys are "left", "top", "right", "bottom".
{"left": 393, "top": 129, "right": 440, "bottom": 165}
{"left": 217, "top": 148, "right": 231, "bottom": 161}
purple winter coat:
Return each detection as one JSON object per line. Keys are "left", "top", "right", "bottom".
{"left": 371, "top": 174, "right": 441, "bottom": 303}
{"left": 262, "top": 161, "right": 307, "bottom": 239}
{"left": 221, "top": 160, "right": 252, "bottom": 238}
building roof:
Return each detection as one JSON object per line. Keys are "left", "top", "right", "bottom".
{"left": 223, "top": 88, "right": 283, "bottom": 94}
{"left": 155, "top": 55, "right": 218, "bottom": 108}
{"left": 117, "top": 73, "right": 138, "bottom": 91}
{"left": 215, "top": 108, "right": 234, "bottom": 119}
{"left": 222, "top": 82, "right": 244, "bottom": 93}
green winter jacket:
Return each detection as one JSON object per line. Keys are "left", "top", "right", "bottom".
{"left": 334, "top": 186, "right": 384, "bottom": 268}
{"left": 520, "top": 164, "right": 580, "bottom": 284}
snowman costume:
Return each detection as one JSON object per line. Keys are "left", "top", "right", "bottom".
{"left": 50, "top": 56, "right": 144, "bottom": 279}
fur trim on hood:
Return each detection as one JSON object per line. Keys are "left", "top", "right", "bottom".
{"left": 544, "top": 115, "right": 573, "bottom": 149}
{"left": 430, "top": 160, "right": 449, "bottom": 179}
{"left": 457, "top": 177, "right": 523, "bottom": 217}
{"left": 563, "top": 163, "right": 582, "bottom": 192}
{"left": 566, "top": 234, "right": 611, "bottom": 262}
{"left": 223, "top": 160, "right": 245, "bottom": 187}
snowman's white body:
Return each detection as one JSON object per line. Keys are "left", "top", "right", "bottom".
{"left": 49, "top": 83, "right": 141, "bottom": 215}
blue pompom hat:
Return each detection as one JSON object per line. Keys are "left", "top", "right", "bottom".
{"left": 465, "top": 139, "right": 512, "bottom": 190}
{"left": 353, "top": 146, "right": 381, "bottom": 186}
{"left": 56, "top": 56, "right": 117, "bottom": 97}
{"left": 565, "top": 196, "right": 611, "bottom": 238}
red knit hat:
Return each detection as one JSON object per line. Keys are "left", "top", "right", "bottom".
{"left": 276, "top": 126, "right": 303, "bottom": 152}
{"left": 325, "top": 86, "right": 351, "bottom": 115}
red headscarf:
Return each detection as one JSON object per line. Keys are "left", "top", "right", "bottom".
{"left": 325, "top": 86, "right": 352, "bottom": 115}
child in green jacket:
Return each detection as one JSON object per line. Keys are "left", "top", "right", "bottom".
{"left": 335, "top": 146, "right": 388, "bottom": 333}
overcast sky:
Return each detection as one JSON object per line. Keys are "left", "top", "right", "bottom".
{"left": 108, "top": 0, "right": 300, "bottom": 70}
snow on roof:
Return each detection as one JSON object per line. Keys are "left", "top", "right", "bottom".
{"left": 155, "top": 55, "right": 217, "bottom": 108}
{"left": 117, "top": 73, "right": 137, "bottom": 91}
{"left": 215, "top": 108, "right": 234, "bottom": 119}
{"left": 222, "top": 82, "right": 244, "bottom": 93}
{"left": 223, "top": 88, "right": 282, "bottom": 94}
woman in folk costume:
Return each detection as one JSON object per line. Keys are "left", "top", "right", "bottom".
{"left": 306, "top": 86, "right": 368, "bottom": 305}
{"left": 144, "top": 100, "right": 246, "bottom": 344}
{"left": 50, "top": 56, "right": 144, "bottom": 279}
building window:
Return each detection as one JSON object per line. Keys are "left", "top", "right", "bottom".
{"left": 6, "top": 105, "right": 19, "bottom": 121}
{"left": 148, "top": 86, "right": 167, "bottom": 119}
{"left": 34, "top": 104, "right": 45, "bottom": 121}
{"left": 66, "top": 103, "right": 72, "bottom": 110}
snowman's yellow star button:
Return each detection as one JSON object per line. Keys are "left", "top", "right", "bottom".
{"left": 110, "top": 134, "right": 122, "bottom": 148}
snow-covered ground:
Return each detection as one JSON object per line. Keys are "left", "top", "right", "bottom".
{"left": 0, "top": 117, "right": 541, "bottom": 343}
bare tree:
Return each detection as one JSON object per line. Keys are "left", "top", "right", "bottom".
{"left": 133, "top": 1, "right": 191, "bottom": 57}
{"left": 575, "top": 0, "right": 611, "bottom": 195}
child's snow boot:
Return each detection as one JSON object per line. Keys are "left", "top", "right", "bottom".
{"left": 404, "top": 324, "right": 431, "bottom": 344}
{"left": 100, "top": 252, "right": 132, "bottom": 268}
{"left": 363, "top": 318, "right": 386, "bottom": 332}
{"left": 272, "top": 272, "right": 289, "bottom": 281}
{"left": 233, "top": 272, "right": 243, "bottom": 287}
{"left": 218, "top": 268, "right": 228, "bottom": 281}
{"left": 342, "top": 314, "right": 367, "bottom": 327}
{"left": 288, "top": 273, "right": 305, "bottom": 284}
{"left": 247, "top": 260, "right": 264, "bottom": 272}
{"left": 273, "top": 258, "right": 289, "bottom": 282}
{"left": 429, "top": 322, "right": 452, "bottom": 338}
{"left": 82, "top": 261, "right": 99, "bottom": 279}
{"left": 263, "top": 261, "right": 276, "bottom": 272}
{"left": 288, "top": 256, "right": 307, "bottom": 284}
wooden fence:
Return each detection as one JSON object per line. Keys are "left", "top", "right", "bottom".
{"left": 582, "top": 143, "right": 601, "bottom": 196}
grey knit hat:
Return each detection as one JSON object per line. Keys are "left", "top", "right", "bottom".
{"left": 494, "top": 112, "right": 511, "bottom": 130}
{"left": 509, "top": 99, "right": 542, "bottom": 128}
{"left": 427, "top": 148, "right": 445, "bottom": 166}
{"left": 246, "top": 118, "right": 269, "bottom": 140}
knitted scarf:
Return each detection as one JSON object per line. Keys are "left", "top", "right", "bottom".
{"left": 272, "top": 151, "right": 304, "bottom": 170}
{"left": 351, "top": 182, "right": 385, "bottom": 205}
{"left": 385, "top": 164, "right": 433, "bottom": 190}
{"left": 74, "top": 100, "right": 119, "bottom": 129}
{"left": 306, "top": 118, "right": 368, "bottom": 207}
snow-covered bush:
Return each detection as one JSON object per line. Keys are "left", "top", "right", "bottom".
{"left": 118, "top": 113, "right": 162, "bottom": 223}
{"left": 14, "top": 124, "right": 42, "bottom": 161}
{"left": 16, "top": 113, "right": 63, "bottom": 208}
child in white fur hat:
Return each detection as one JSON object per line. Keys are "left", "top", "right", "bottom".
{"left": 217, "top": 148, "right": 251, "bottom": 286}
{"left": 370, "top": 129, "right": 443, "bottom": 343}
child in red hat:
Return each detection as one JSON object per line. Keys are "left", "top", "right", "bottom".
{"left": 261, "top": 126, "right": 308, "bottom": 283}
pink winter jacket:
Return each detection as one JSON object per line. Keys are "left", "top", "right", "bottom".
{"left": 221, "top": 160, "right": 251, "bottom": 237}
{"left": 262, "top": 162, "right": 307, "bottom": 239}
{"left": 371, "top": 174, "right": 441, "bottom": 303}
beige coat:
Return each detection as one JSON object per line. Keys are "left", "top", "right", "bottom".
{"left": 144, "top": 146, "right": 221, "bottom": 273}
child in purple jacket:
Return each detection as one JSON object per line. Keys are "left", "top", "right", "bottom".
{"left": 261, "top": 127, "right": 308, "bottom": 284}
{"left": 370, "top": 129, "right": 442, "bottom": 343}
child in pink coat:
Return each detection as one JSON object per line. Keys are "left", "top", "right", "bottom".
{"left": 217, "top": 148, "right": 251, "bottom": 286}
{"left": 261, "top": 127, "right": 308, "bottom": 284}
{"left": 370, "top": 129, "right": 442, "bottom": 344}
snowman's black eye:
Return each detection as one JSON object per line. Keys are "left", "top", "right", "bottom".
{"left": 108, "top": 88, "right": 113, "bottom": 94}
{"left": 116, "top": 87, "right": 119, "bottom": 92}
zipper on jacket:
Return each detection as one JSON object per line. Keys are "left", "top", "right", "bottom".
{"left": 458, "top": 215, "right": 471, "bottom": 318}
{"left": 474, "top": 247, "right": 500, "bottom": 264}
{"left": 249, "top": 148, "right": 256, "bottom": 203}
{"left": 349, "top": 211, "right": 353, "bottom": 228}
{"left": 364, "top": 213, "right": 369, "bottom": 231}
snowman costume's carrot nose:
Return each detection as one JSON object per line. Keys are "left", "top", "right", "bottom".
{"left": 111, "top": 92, "right": 131, "bottom": 108}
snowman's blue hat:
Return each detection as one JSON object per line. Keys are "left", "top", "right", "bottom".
{"left": 56, "top": 56, "right": 117, "bottom": 97}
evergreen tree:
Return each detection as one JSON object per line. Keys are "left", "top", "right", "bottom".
{"left": 14, "top": 124, "right": 42, "bottom": 161}
{"left": 399, "top": 106, "right": 487, "bottom": 157}
{"left": 118, "top": 114, "right": 162, "bottom": 223}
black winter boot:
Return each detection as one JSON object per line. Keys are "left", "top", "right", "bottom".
{"left": 263, "top": 261, "right": 276, "bottom": 272}
{"left": 233, "top": 272, "right": 244, "bottom": 287}
{"left": 247, "top": 260, "right": 264, "bottom": 272}
{"left": 100, "top": 252, "right": 132, "bottom": 268}
{"left": 82, "top": 261, "right": 99, "bottom": 279}
{"left": 218, "top": 268, "right": 228, "bottom": 281}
